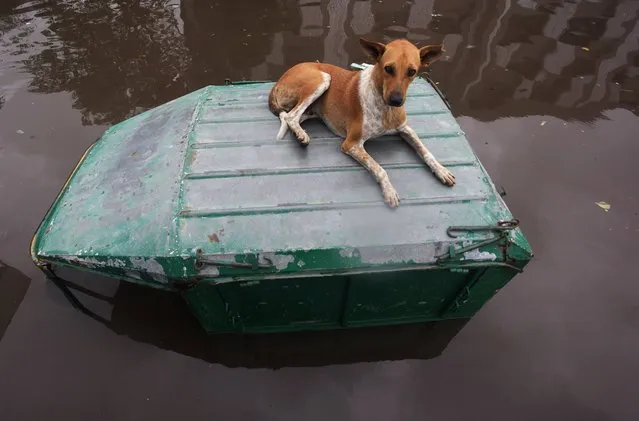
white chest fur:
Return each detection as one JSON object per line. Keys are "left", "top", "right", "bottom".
{"left": 358, "top": 66, "right": 397, "bottom": 141}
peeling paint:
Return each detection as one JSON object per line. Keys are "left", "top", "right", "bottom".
{"left": 66, "top": 256, "right": 98, "bottom": 269}
{"left": 463, "top": 248, "right": 497, "bottom": 261}
{"left": 66, "top": 256, "right": 126, "bottom": 269}
{"left": 260, "top": 253, "right": 294, "bottom": 270}
{"left": 460, "top": 240, "right": 497, "bottom": 261}
{"left": 129, "top": 257, "right": 168, "bottom": 283}
{"left": 198, "top": 265, "right": 220, "bottom": 277}
{"left": 111, "top": 258, "right": 127, "bottom": 268}
{"left": 339, "top": 247, "right": 358, "bottom": 259}
{"left": 359, "top": 244, "right": 447, "bottom": 265}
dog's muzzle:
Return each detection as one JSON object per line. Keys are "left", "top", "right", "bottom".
{"left": 388, "top": 92, "right": 404, "bottom": 107}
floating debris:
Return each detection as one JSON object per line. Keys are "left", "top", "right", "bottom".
{"left": 595, "top": 201, "right": 611, "bottom": 212}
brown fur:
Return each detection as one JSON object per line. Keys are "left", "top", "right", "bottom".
{"left": 269, "top": 62, "right": 362, "bottom": 137}
{"left": 268, "top": 38, "right": 454, "bottom": 208}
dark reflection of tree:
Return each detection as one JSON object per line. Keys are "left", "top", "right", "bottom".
{"left": 23, "top": 0, "right": 190, "bottom": 125}
{"left": 0, "top": 0, "right": 31, "bottom": 15}
{"left": 181, "top": 0, "right": 302, "bottom": 88}
{"left": 0, "top": 1, "right": 36, "bottom": 56}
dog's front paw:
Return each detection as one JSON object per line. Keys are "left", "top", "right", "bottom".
{"left": 435, "top": 165, "right": 456, "bottom": 186}
{"left": 381, "top": 182, "right": 400, "bottom": 208}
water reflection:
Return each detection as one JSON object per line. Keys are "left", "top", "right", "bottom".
{"left": 22, "top": 0, "right": 190, "bottom": 125}
{"left": 0, "top": 1, "right": 35, "bottom": 57}
{"left": 49, "top": 269, "right": 467, "bottom": 368}
{"left": 110, "top": 283, "right": 468, "bottom": 368}
{"left": 2, "top": 0, "right": 635, "bottom": 125}
{"left": 0, "top": 261, "right": 31, "bottom": 342}
{"left": 182, "top": 0, "right": 304, "bottom": 85}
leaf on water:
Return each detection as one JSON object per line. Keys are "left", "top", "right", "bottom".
{"left": 595, "top": 201, "right": 611, "bottom": 212}
{"left": 582, "top": 47, "right": 590, "bottom": 51}
{"left": 540, "top": 120, "right": 547, "bottom": 126}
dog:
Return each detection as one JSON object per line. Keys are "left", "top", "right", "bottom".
{"left": 268, "top": 38, "right": 455, "bottom": 208}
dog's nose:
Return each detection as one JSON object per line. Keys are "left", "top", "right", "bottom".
{"left": 388, "top": 92, "right": 404, "bottom": 107}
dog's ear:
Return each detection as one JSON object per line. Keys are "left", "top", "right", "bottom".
{"left": 360, "top": 38, "right": 386, "bottom": 61}
{"left": 419, "top": 44, "right": 444, "bottom": 66}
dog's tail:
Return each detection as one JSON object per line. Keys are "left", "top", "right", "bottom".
{"left": 276, "top": 112, "right": 289, "bottom": 140}
{"left": 269, "top": 88, "right": 290, "bottom": 140}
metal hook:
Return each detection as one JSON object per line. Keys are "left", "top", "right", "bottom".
{"left": 194, "top": 249, "right": 275, "bottom": 271}
{"left": 446, "top": 219, "right": 519, "bottom": 238}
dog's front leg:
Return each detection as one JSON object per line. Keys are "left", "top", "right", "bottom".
{"left": 398, "top": 124, "right": 456, "bottom": 186}
{"left": 341, "top": 133, "right": 400, "bottom": 208}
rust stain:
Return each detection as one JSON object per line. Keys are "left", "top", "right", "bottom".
{"left": 208, "top": 228, "right": 225, "bottom": 243}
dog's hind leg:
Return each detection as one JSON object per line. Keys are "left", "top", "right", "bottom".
{"left": 278, "top": 112, "right": 318, "bottom": 139}
{"left": 278, "top": 71, "right": 331, "bottom": 146}
{"left": 276, "top": 112, "right": 290, "bottom": 139}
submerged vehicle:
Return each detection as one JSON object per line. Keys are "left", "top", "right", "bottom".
{"left": 31, "top": 65, "right": 532, "bottom": 334}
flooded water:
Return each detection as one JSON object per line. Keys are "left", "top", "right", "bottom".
{"left": 1, "top": 0, "right": 638, "bottom": 419}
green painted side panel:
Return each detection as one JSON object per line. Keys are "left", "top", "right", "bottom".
{"left": 218, "top": 276, "right": 348, "bottom": 331}
{"left": 181, "top": 284, "right": 235, "bottom": 333}
{"left": 442, "top": 265, "right": 525, "bottom": 318}
{"left": 184, "top": 266, "right": 512, "bottom": 334}
{"left": 32, "top": 76, "right": 533, "bottom": 333}
{"left": 345, "top": 269, "right": 470, "bottom": 325}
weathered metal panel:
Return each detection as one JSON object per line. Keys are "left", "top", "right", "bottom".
{"left": 187, "top": 135, "right": 475, "bottom": 176}
{"left": 182, "top": 166, "right": 486, "bottom": 212}
{"left": 32, "top": 88, "right": 208, "bottom": 285}
{"left": 32, "top": 76, "right": 532, "bottom": 333}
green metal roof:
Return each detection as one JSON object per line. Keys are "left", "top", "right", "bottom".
{"left": 31, "top": 77, "right": 532, "bottom": 288}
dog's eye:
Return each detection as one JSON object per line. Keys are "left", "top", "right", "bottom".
{"left": 384, "top": 65, "right": 394, "bottom": 75}
{"left": 407, "top": 68, "right": 417, "bottom": 77}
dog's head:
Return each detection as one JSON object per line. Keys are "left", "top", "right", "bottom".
{"left": 360, "top": 38, "right": 443, "bottom": 107}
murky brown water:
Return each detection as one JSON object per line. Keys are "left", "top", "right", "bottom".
{"left": 1, "top": 0, "right": 638, "bottom": 419}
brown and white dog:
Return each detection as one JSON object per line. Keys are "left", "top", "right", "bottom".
{"left": 268, "top": 38, "right": 455, "bottom": 208}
